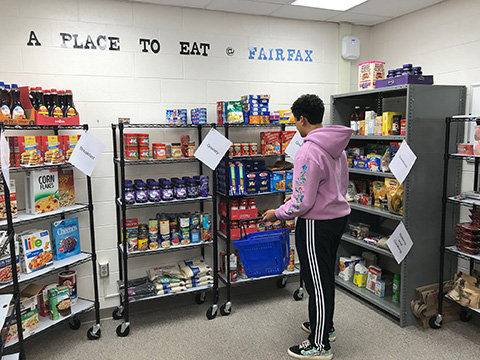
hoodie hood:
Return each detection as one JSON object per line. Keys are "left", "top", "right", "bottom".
{"left": 304, "top": 125, "right": 354, "bottom": 159}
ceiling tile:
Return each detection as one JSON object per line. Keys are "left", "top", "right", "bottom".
{"left": 348, "top": 0, "right": 444, "bottom": 17}
{"left": 270, "top": 5, "right": 340, "bottom": 21}
{"left": 252, "top": 0, "right": 293, "bottom": 4}
{"left": 206, "top": 0, "right": 282, "bottom": 15}
{"left": 328, "top": 12, "right": 392, "bottom": 26}
{"left": 132, "top": 0, "right": 212, "bottom": 7}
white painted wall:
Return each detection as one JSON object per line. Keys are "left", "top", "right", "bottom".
{"left": 0, "top": 0, "right": 341, "bottom": 308}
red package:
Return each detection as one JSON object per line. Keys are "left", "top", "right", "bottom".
{"left": 18, "top": 136, "right": 42, "bottom": 166}
{"left": 41, "top": 135, "right": 65, "bottom": 165}
{"left": 260, "top": 131, "right": 281, "bottom": 155}
{"left": 63, "top": 135, "right": 81, "bottom": 161}
{"left": 281, "top": 131, "right": 296, "bottom": 154}
{"left": 455, "top": 223, "right": 480, "bottom": 235}
{"left": 180, "top": 135, "right": 190, "bottom": 157}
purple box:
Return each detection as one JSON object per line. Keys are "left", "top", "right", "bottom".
{"left": 375, "top": 75, "right": 433, "bottom": 88}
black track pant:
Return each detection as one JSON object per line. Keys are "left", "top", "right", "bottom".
{"left": 295, "top": 216, "right": 348, "bottom": 351}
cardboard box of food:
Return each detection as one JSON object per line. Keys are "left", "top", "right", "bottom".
{"left": 0, "top": 179, "right": 18, "bottom": 220}
{"left": 58, "top": 168, "right": 75, "bottom": 207}
{"left": 18, "top": 136, "right": 42, "bottom": 167}
{"left": 18, "top": 229, "right": 53, "bottom": 273}
{"left": 50, "top": 217, "right": 80, "bottom": 261}
{"left": 63, "top": 135, "right": 80, "bottom": 161}
{"left": 5, "top": 285, "right": 40, "bottom": 344}
{"left": 41, "top": 135, "right": 64, "bottom": 165}
{"left": 260, "top": 131, "right": 281, "bottom": 155}
{"left": 270, "top": 171, "right": 286, "bottom": 192}
{"left": 25, "top": 168, "right": 59, "bottom": 214}
{"left": 0, "top": 232, "right": 19, "bottom": 286}
{"left": 281, "top": 131, "right": 296, "bottom": 153}
{"left": 358, "top": 61, "right": 385, "bottom": 91}
{"left": 48, "top": 285, "right": 71, "bottom": 320}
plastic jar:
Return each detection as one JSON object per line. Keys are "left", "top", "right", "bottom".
{"left": 386, "top": 70, "right": 395, "bottom": 78}
{"left": 187, "top": 178, "right": 199, "bottom": 198}
{"left": 413, "top": 66, "right": 423, "bottom": 75}
{"left": 199, "top": 175, "right": 209, "bottom": 197}
{"left": 124, "top": 134, "right": 137, "bottom": 147}
{"left": 187, "top": 141, "right": 195, "bottom": 158}
{"left": 124, "top": 146, "right": 138, "bottom": 160}
{"left": 172, "top": 143, "right": 182, "bottom": 159}
{"left": 401, "top": 64, "right": 413, "bottom": 76}
{"left": 175, "top": 179, "right": 187, "bottom": 199}
{"left": 134, "top": 180, "right": 148, "bottom": 203}
{"left": 139, "top": 146, "right": 150, "bottom": 160}
{"left": 179, "top": 213, "right": 190, "bottom": 229}
{"left": 394, "top": 68, "right": 403, "bottom": 77}
{"left": 161, "top": 180, "right": 174, "bottom": 201}
{"left": 248, "top": 199, "right": 256, "bottom": 209}
{"left": 147, "top": 179, "right": 161, "bottom": 202}
{"left": 239, "top": 199, "right": 248, "bottom": 209}
{"left": 230, "top": 200, "right": 239, "bottom": 211}
{"left": 165, "top": 143, "right": 172, "bottom": 158}
{"left": 124, "top": 181, "right": 135, "bottom": 204}
{"left": 152, "top": 143, "right": 166, "bottom": 160}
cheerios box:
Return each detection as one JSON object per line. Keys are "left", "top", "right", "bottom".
{"left": 25, "top": 168, "right": 59, "bottom": 214}
{"left": 50, "top": 217, "right": 80, "bottom": 261}
{"left": 17, "top": 229, "right": 53, "bottom": 273}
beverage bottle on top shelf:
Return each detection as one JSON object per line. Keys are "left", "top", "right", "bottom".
{"left": 49, "top": 89, "right": 63, "bottom": 117}
{"left": 36, "top": 87, "right": 48, "bottom": 115}
{"left": 1, "top": 83, "right": 12, "bottom": 118}
{"left": 63, "top": 90, "right": 77, "bottom": 117}
{"left": 350, "top": 105, "right": 363, "bottom": 136}
{"left": 10, "top": 84, "right": 25, "bottom": 120}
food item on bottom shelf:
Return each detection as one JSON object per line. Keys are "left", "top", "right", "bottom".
{"left": 375, "top": 279, "right": 386, "bottom": 297}
{"left": 48, "top": 285, "right": 71, "bottom": 320}
{"left": 18, "top": 229, "right": 53, "bottom": 273}
{"left": 392, "top": 274, "right": 400, "bottom": 303}
{"left": 59, "top": 270, "right": 77, "bottom": 305}
{"left": 0, "top": 180, "right": 18, "bottom": 219}
{"left": 353, "top": 263, "right": 368, "bottom": 287}
{"left": 50, "top": 217, "right": 80, "bottom": 260}
{"left": 58, "top": 168, "right": 75, "bottom": 207}
{"left": 385, "top": 179, "right": 403, "bottom": 215}
{"left": 338, "top": 257, "right": 354, "bottom": 281}
{"left": 0, "top": 232, "right": 20, "bottom": 285}
{"left": 122, "top": 218, "right": 139, "bottom": 252}
{"left": 25, "top": 168, "right": 59, "bottom": 214}
{"left": 349, "top": 223, "right": 370, "bottom": 239}
{"left": 366, "top": 266, "right": 382, "bottom": 293}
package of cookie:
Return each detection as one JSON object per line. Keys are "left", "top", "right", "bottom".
{"left": 25, "top": 169, "right": 59, "bottom": 214}
{"left": 42, "top": 135, "right": 64, "bottom": 165}
{"left": 0, "top": 180, "right": 17, "bottom": 220}
{"left": 18, "top": 136, "right": 42, "bottom": 167}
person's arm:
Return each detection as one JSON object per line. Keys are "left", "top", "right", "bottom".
{"left": 273, "top": 156, "right": 324, "bottom": 220}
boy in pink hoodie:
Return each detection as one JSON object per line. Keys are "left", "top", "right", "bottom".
{"left": 263, "top": 94, "right": 353, "bottom": 359}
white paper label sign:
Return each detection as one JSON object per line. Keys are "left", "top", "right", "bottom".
{"left": 389, "top": 141, "right": 417, "bottom": 184}
{"left": 285, "top": 131, "right": 303, "bottom": 159}
{"left": 68, "top": 130, "right": 106, "bottom": 176}
{"left": 194, "top": 128, "right": 232, "bottom": 170}
{"left": 387, "top": 222, "right": 413, "bottom": 264}
{"left": 0, "top": 130, "right": 10, "bottom": 187}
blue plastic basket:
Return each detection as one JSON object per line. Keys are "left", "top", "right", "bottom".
{"left": 233, "top": 228, "right": 291, "bottom": 278}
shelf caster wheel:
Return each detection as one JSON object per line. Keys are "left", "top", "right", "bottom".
{"left": 429, "top": 315, "right": 442, "bottom": 329}
{"left": 116, "top": 322, "right": 130, "bottom": 337}
{"left": 293, "top": 288, "right": 304, "bottom": 301}
{"left": 220, "top": 302, "right": 232, "bottom": 316}
{"left": 277, "top": 277, "right": 287, "bottom": 288}
{"left": 112, "top": 306, "right": 124, "bottom": 320}
{"left": 460, "top": 309, "right": 473, "bottom": 322}
{"left": 195, "top": 292, "right": 206, "bottom": 305}
{"left": 69, "top": 317, "right": 81, "bottom": 330}
{"left": 206, "top": 305, "right": 218, "bottom": 320}
{"left": 87, "top": 326, "right": 101, "bottom": 340}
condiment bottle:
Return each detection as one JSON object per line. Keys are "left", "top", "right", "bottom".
{"left": 43, "top": 89, "right": 52, "bottom": 111}
{"left": 63, "top": 89, "right": 77, "bottom": 117}
{"left": 413, "top": 66, "right": 423, "bottom": 76}
{"left": 58, "top": 90, "right": 66, "bottom": 112}
{"left": 401, "top": 64, "right": 413, "bottom": 76}
{"left": 350, "top": 106, "right": 363, "bottom": 135}
{"left": 36, "top": 87, "right": 48, "bottom": 115}
{"left": 124, "top": 180, "right": 135, "bottom": 204}
{"left": 9, "top": 84, "right": 24, "bottom": 120}
{"left": 49, "top": 89, "right": 64, "bottom": 117}
{"left": 1, "top": 84, "right": 12, "bottom": 118}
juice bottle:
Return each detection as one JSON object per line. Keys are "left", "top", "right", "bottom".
{"left": 10, "top": 84, "right": 25, "bottom": 120}
{"left": 49, "top": 89, "right": 63, "bottom": 117}
{"left": 1, "top": 84, "right": 12, "bottom": 118}
{"left": 63, "top": 90, "right": 77, "bottom": 117}
{"left": 36, "top": 87, "right": 48, "bottom": 116}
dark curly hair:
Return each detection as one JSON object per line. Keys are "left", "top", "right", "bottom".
{"left": 291, "top": 94, "right": 325, "bottom": 125}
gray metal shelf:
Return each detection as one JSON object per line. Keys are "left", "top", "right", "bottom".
{"left": 348, "top": 168, "right": 395, "bottom": 178}
{"left": 119, "top": 241, "right": 213, "bottom": 258}
{"left": 332, "top": 84, "right": 466, "bottom": 327}
{"left": 341, "top": 233, "right": 394, "bottom": 258}
{"left": 218, "top": 267, "right": 300, "bottom": 287}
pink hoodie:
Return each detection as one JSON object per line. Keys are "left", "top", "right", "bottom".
{"left": 275, "top": 125, "right": 354, "bottom": 221}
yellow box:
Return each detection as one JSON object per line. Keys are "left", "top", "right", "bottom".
{"left": 382, "top": 112, "right": 403, "bottom": 136}
{"left": 353, "top": 272, "right": 367, "bottom": 287}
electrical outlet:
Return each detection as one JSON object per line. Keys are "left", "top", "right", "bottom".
{"left": 99, "top": 261, "right": 109, "bottom": 278}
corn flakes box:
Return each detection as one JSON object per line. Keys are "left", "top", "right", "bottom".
{"left": 18, "top": 229, "right": 53, "bottom": 273}
{"left": 25, "top": 169, "right": 59, "bottom": 215}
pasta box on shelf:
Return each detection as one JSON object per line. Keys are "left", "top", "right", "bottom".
{"left": 375, "top": 74, "right": 434, "bottom": 89}
{"left": 17, "top": 229, "right": 53, "bottom": 273}
{"left": 270, "top": 171, "right": 286, "bottom": 192}
{"left": 50, "top": 217, "right": 80, "bottom": 261}
{"left": 25, "top": 168, "right": 59, "bottom": 214}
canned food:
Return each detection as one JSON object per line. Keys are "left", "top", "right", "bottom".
{"left": 159, "top": 216, "right": 170, "bottom": 235}
{"left": 180, "top": 228, "right": 190, "bottom": 244}
{"left": 264, "top": 221, "right": 272, "bottom": 230}
{"left": 190, "top": 213, "right": 200, "bottom": 228}
{"left": 149, "top": 219, "right": 158, "bottom": 233}
{"left": 161, "top": 232, "right": 171, "bottom": 248}
{"left": 249, "top": 143, "right": 258, "bottom": 155}
{"left": 171, "top": 229, "right": 180, "bottom": 246}
{"left": 229, "top": 145, "right": 234, "bottom": 157}
{"left": 234, "top": 143, "right": 242, "bottom": 156}
{"left": 202, "top": 214, "right": 211, "bottom": 242}
{"left": 59, "top": 270, "right": 77, "bottom": 304}
{"left": 169, "top": 215, "right": 178, "bottom": 230}
{"left": 287, "top": 249, "right": 295, "bottom": 271}
{"left": 272, "top": 220, "right": 282, "bottom": 229}
{"left": 241, "top": 143, "right": 250, "bottom": 156}
{"left": 191, "top": 229, "right": 200, "bottom": 243}
{"left": 148, "top": 236, "right": 159, "bottom": 250}
{"left": 138, "top": 237, "right": 148, "bottom": 251}
{"left": 257, "top": 221, "right": 265, "bottom": 232}
{"left": 179, "top": 213, "right": 190, "bottom": 228}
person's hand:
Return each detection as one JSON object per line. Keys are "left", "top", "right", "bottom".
{"left": 262, "top": 209, "right": 277, "bottom": 222}
{"left": 284, "top": 195, "right": 292, "bottom": 203}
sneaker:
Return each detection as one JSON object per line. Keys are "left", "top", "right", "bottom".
{"left": 301, "top": 322, "right": 336, "bottom": 342}
{"left": 287, "top": 340, "right": 333, "bottom": 359}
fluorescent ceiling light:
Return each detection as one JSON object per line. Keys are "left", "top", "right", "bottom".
{"left": 291, "top": 0, "right": 368, "bottom": 11}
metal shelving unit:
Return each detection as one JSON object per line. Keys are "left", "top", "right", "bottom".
{"left": 214, "top": 122, "right": 303, "bottom": 317}
{"left": 111, "top": 123, "right": 220, "bottom": 337}
{"left": 0, "top": 124, "right": 102, "bottom": 359}
{"left": 331, "top": 84, "right": 466, "bottom": 327}
{"left": 431, "top": 115, "right": 480, "bottom": 329}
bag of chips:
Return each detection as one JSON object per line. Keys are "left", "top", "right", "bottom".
{"left": 385, "top": 179, "right": 403, "bottom": 215}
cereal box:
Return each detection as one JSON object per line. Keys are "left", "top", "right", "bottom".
{"left": 25, "top": 168, "right": 59, "bottom": 214}
{"left": 281, "top": 131, "right": 296, "bottom": 153}
{"left": 63, "top": 135, "right": 80, "bottom": 161}
{"left": 18, "top": 136, "right": 42, "bottom": 166}
{"left": 260, "top": 131, "right": 281, "bottom": 155}
{"left": 18, "top": 229, "right": 53, "bottom": 273}
{"left": 41, "top": 135, "right": 64, "bottom": 165}
{"left": 5, "top": 286, "right": 40, "bottom": 344}
{"left": 58, "top": 168, "right": 75, "bottom": 207}
{"left": 48, "top": 285, "right": 71, "bottom": 320}
{"left": 216, "top": 101, "right": 226, "bottom": 124}
{"left": 0, "top": 179, "right": 17, "bottom": 220}
{"left": 279, "top": 110, "right": 293, "bottom": 123}
{"left": 358, "top": 61, "right": 385, "bottom": 91}
{"left": 0, "top": 232, "right": 20, "bottom": 286}
{"left": 50, "top": 217, "right": 80, "bottom": 261}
